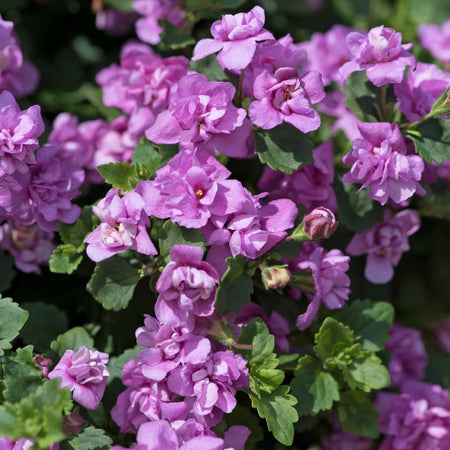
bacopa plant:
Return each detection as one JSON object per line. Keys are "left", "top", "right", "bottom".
{"left": 0, "top": 0, "right": 449, "bottom": 449}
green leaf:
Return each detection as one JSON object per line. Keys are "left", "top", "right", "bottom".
{"left": 250, "top": 385, "right": 298, "bottom": 446}
{"left": 254, "top": 123, "right": 315, "bottom": 174}
{"left": 158, "top": 221, "right": 206, "bottom": 259}
{"left": 0, "top": 378, "right": 73, "bottom": 447}
{"left": 65, "top": 426, "right": 113, "bottom": 450}
{"left": 408, "top": 118, "right": 450, "bottom": 163}
{"left": 3, "top": 346, "right": 43, "bottom": 403}
{"left": 334, "top": 299, "right": 394, "bottom": 352}
{"left": 50, "top": 327, "right": 94, "bottom": 357}
{"left": 49, "top": 244, "right": 84, "bottom": 274}
{"left": 87, "top": 257, "right": 141, "bottom": 311}
{"left": 0, "top": 297, "right": 28, "bottom": 356}
{"left": 290, "top": 355, "right": 340, "bottom": 416}
{"left": 97, "top": 162, "right": 138, "bottom": 191}
{"left": 0, "top": 251, "right": 16, "bottom": 293}
{"left": 58, "top": 207, "right": 93, "bottom": 250}
{"left": 190, "top": 54, "right": 228, "bottom": 82}
{"left": 159, "top": 22, "right": 195, "bottom": 50}
{"left": 314, "top": 317, "right": 355, "bottom": 362}
{"left": 157, "top": 143, "right": 179, "bottom": 166}
{"left": 108, "top": 346, "right": 143, "bottom": 383}
{"left": 132, "top": 138, "right": 161, "bottom": 180}
{"left": 21, "top": 302, "right": 69, "bottom": 353}
{"left": 430, "top": 87, "right": 450, "bottom": 116}
{"left": 338, "top": 390, "right": 380, "bottom": 438}
{"left": 341, "top": 352, "right": 390, "bottom": 392}
{"left": 215, "top": 255, "right": 254, "bottom": 314}
{"left": 102, "top": 0, "right": 133, "bottom": 11}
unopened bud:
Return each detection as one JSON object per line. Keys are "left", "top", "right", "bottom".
{"left": 304, "top": 207, "right": 338, "bottom": 240}
{"left": 62, "top": 412, "right": 84, "bottom": 436}
{"left": 262, "top": 266, "right": 291, "bottom": 289}
{"left": 33, "top": 354, "right": 52, "bottom": 377}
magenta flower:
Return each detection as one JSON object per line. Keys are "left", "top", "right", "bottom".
{"left": 394, "top": 62, "right": 450, "bottom": 123}
{"left": 48, "top": 346, "right": 109, "bottom": 410}
{"left": 342, "top": 122, "right": 425, "bottom": 205}
{"left": 288, "top": 242, "right": 351, "bottom": 330}
{"left": 346, "top": 209, "right": 420, "bottom": 284}
{"left": 192, "top": 6, "right": 274, "bottom": 71}
{"left": 258, "top": 142, "right": 338, "bottom": 212}
{"left": 0, "top": 91, "right": 44, "bottom": 175}
{"left": 385, "top": 323, "right": 427, "bottom": 387}
{"left": 0, "top": 438, "right": 59, "bottom": 450}
{"left": 376, "top": 380, "right": 450, "bottom": 449}
{"left": 418, "top": 19, "right": 450, "bottom": 64}
{"left": 0, "top": 15, "right": 39, "bottom": 97}
{"left": 249, "top": 67, "right": 325, "bottom": 132}
{"left": 0, "top": 222, "right": 54, "bottom": 274}
{"left": 84, "top": 188, "right": 157, "bottom": 262}
{"left": 155, "top": 245, "right": 219, "bottom": 330}
{"left": 339, "top": 25, "right": 416, "bottom": 87}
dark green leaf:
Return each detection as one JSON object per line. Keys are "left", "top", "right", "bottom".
{"left": 97, "top": 162, "right": 138, "bottom": 191}
{"left": 0, "top": 251, "right": 16, "bottom": 293}
{"left": 215, "top": 255, "right": 254, "bottom": 314}
{"left": 190, "top": 54, "right": 228, "bottom": 82}
{"left": 49, "top": 244, "right": 83, "bottom": 275}
{"left": 132, "top": 138, "right": 161, "bottom": 179}
{"left": 338, "top": 390, "right": 380, "bottom": 438}
{"left": 0, "top": 297, "right": 28, "bottom": 356}
{"left": 50, "top": 327, "right": 95, "bottom": 357}
{"left": 291, "top": 355, "right": 340, "bottom": 416}
{"left": 159, "top": 22, "right": 195, "bottom": 50}
{"left": 314, "top": 317, "right": 355, "bottom": 362}
{"left": 65, "top": 426, "right": 113, "bottom": 450}
{"left": 255, "top": 123, "right": 315, "bottom": 174}
{"left": 158, "top": 221, "right": 206, "bottom": 259}
{"left": 157, "top": 143, "right": 179, "bottom": 166}
{"left": 87, "top": 257, "right": 141, "bottom": 311}
{"left": 108, "top": 346, "right": 143, "bottom": 383}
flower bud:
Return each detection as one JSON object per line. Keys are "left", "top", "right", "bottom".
{"left": 304, "top": 207, "right": 338, "bottom": 240}
{"left": 33, "top": 354, "right": 52, "bottom": 377}
{"left": 262, "top": 266, "right": 291, "bottom": 289}
{"left": 62, "top": 412, "right": 85, "bottom": 436}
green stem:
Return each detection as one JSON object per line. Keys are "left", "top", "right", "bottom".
{"left": 406, "top": 112, "right": 433, "bottom": 130}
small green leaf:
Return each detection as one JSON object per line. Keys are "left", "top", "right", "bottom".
{"left": 158, "top": 221, "right": 206, "bottom": 259}
{"left": 97, "top": 162, "right": 138, "bottom": 191}
{"left": 290, "top": 355, "right": 340, "bottom": 416}
{"left": 430, "top": 87, "right": 450, "bottom": 116}
{"left": 65, "top": 426, "right": 113, "bottom": 450}
{"left": 132, "top": 138, "right": 161, "bottom": 180}
{"left": 215, "top": 255, "right": 254, "bottom": 314}
{"left": 254, "top": 123, "right": 315, "bottom": 174}
{"left": 158, "top": 22, "right": 195, "bottom": 50}
{"left": 408, "top": 118, "right": 450, "bottom": 163}
{"left": 49, "top": 244, "right": 83, "bottom": 274}
{"left": 108, "top": 346, "right": 143, "bottom": 383}
{"left": 190, "top": 54, "right": 228, "bottom": 82}
{"left": 0, "top": 297, "right": 28, "bottom": 356}
{"left": 87, "top": 257, "right": 141, "bottom": 311}
{"left": 50, "top": 327, "right": 94, "bottom": 357}
{"left": 314, "top": 317, "right": 355, "bottom": 362}
{"left": 338, "top": 390, "right": 380, "bottom": 438}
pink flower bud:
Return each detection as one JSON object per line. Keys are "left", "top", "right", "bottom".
{"left": 262, "top": 266, "right": 291, "bottom": 289}
{"left": 304, "top": 207, "right": 339, "bottom": 239}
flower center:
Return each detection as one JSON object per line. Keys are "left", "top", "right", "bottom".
{"left": 195, "top": 189, "right": 205, "bottom": 200}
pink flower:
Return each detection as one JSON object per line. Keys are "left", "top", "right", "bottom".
{"left": 418, "top": 19, "right": 450, "bottom": 63}
{"left": 48, "top": 346, "right": 109, "bottom": 410}
{"left": 346, "top": 209, "right": 420, "bottom": 284}
{"left": 192, "top": 6, "right": 274, "bottom": 71}
{"left": 339, "top": 25, "right": 416, "bottom": 87}
{"left": 84, "top": 188, "right": 157, "bottom": 262}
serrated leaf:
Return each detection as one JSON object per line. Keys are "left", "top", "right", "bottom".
{"left": 158, "top": 221, "right": 206, "bottom": 259}
{"left": 0, "top": 297, "right": 28, "bottom": 356}
{"left": 290, "top": 355, "right": 340, "bottom": 416}
{"left": 338, "top": 390, "right": 380, "bottom": 438}
{"left": 132, "top": 138, "right": 161, "bottom": 179}
{"left": 215, "top": 255, "right": 254, "bottom": 315}
{"left": 314, "top": 317, "right": 355, "bottom": 362}
{"left": 254, "top": 123, "right": 315, "bottom": 174}
{"left": 21, "top": 302, "right": 69, "bottom": 353}
{"left": 334, "top": 299, "right": 394, "bottom": 351}
{"left": 66, "top": 426, "right": 113, "bottom": 450}
{"left": 408, "top": 118, "right": 450, "bottom": 163}
{"left": 97, "top": 162, "right": 138, "bottom": 191}
{"left": 250, "top": 385, "right": 298, "bottom": 446}
{"left": 50, "top": 327, "right": 94, "bottom": 357}
{"left": 49, "top": 244, "right": 83, "bottom": 274}
{"left": 87, "top": 257, "right": 140, "bottom": 311}
{"left": 0, "top": 251, "right": 16, "bottom": 292}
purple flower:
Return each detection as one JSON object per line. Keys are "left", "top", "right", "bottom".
{"left": 145, "top": 72, "right": 252, "bottom": 158}
{"left": 304, "top": 207, "right": 339, "bottom": 240}
{"left": 0, "top": 15, "right": 39, "bottom": 97}
{"left": 0, "top": 91, "right": 44, "bottom": 175}
{"left": 0, "top": 438, "right": 59, "bottom": 450}
{"left": 342, "top": 122, "right": 425, "bottom": 205}
{"left": 299, "top": 25, "right": 354, "bottom": 86}
{"left": 48, "top": 346, "right": 109, "bottom": 410}
{"left": 136, "top": 148, "right": 248, "bottom": 229}
{"left": 339, "top": 25, "right": 416, "bottom": 87}
{"left": 249, "top": 67, "right": 325, "bottom": 132}
{"left": 155, "top": 245, "right": 219, "bottom": 330}
{"left": 385, "top": 323, "right": 427, "bottom": 387}
{"left": 84, "top": 188, "right": 157, "bottom": 262}
{"left": 394, "top": 62, "right": 450, "bottom": 123}
{"left": 257, "top": 142, "right": 338, "bottom": 212}
{"left": 0, "top": 222, "right": 54, "bottom": 273}
{"left": 133, "top": 0, "right": 186, "bottom": 45}
{"left": 418, "top": 19, "right": 450, "bottom": 64}
{"left": 288, "top": 242, "right": 351, "bottom": 330}
{"left": 376, "top": 380, "right": 450, "bottom": 449}
{"left": 346, "top": 209, "right": 420, "bottom": 284}
{"left": 95, "top": 6, "right": 137, "bottom": 37}
{"left": 192, "top": 6, "right": 274, "bottom": 71}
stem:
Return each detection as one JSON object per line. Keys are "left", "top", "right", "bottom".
{"left": 381, "top": 85, "right": 388, "bottom": 121}
{"left": 406, "top": 112, "right": 433, "bottom": 130}
{"left": 238, "top": 69, "right": 244, "bottom": 107}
